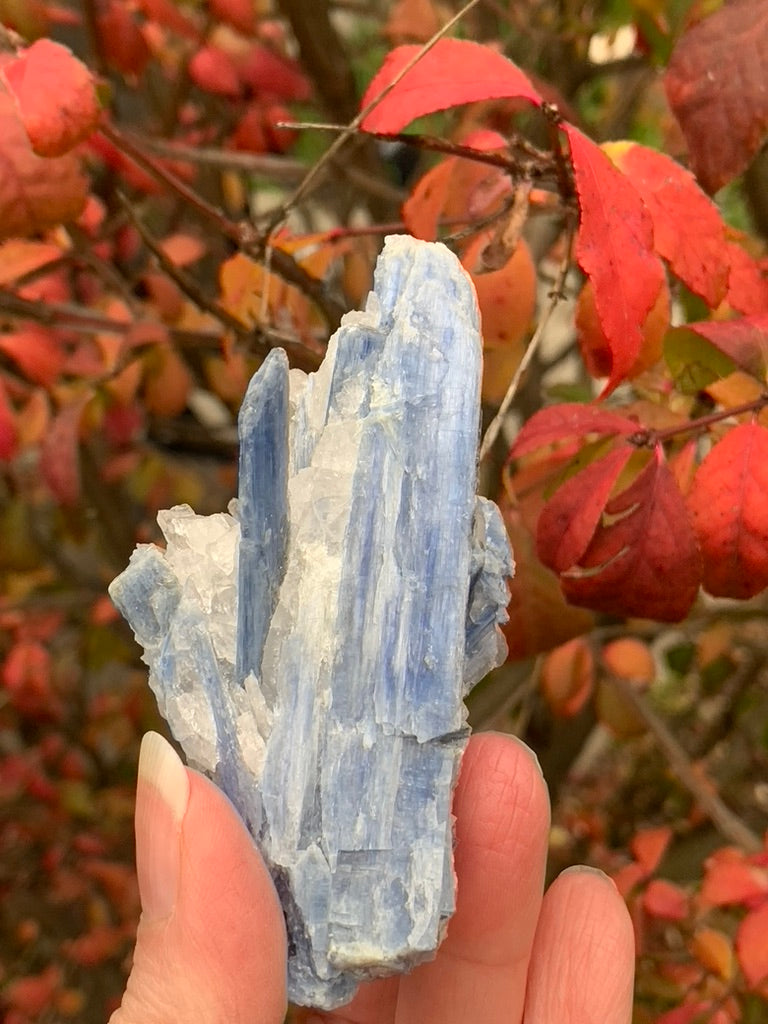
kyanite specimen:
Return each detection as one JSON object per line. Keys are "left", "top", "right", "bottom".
{"left": 109, "top": 235, "right": 514, "bottom": 1009}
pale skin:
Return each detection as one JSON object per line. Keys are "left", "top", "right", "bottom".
{"left": 111, "top": 731, "right": 634, "bottom": 1024}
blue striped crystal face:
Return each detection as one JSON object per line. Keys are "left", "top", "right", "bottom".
{"left": 109, "top": 236, "right": 514, "bottom": 1009}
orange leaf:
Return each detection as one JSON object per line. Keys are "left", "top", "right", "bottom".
{"left": 158, "top": 233, "right": 206, "bottom": 267}
{"left": 402, "top": 130, "right": 510, "bottom": 240}
{"left": 642, "top": 878, "right": 689, "bottom": 921}
{"left": 701, "top": 850, "right": 768, "bottom": 906}
{"left": 0, "top": 239, "right": 62, "bottom": 285}
{"left": 540, "top": 636, "right": 594, "bottom": 717}
{"left": 604, "top": 141, "right": 729, "bottom": 307}
{"left": 690, "top": 927, "right": 735, "bottom": 981}
{"left": 736, "top": 902, "right": 768, "bottom": 989}
{"left": 564, "top": 124, "right": 665, "bottom": 395}
{"left": 688, "top": 423, "right": 768, "bottom": 599}
{"left": 143, "top": 347, "right": 192, "bottom": 417}
{"left": 2, "top": 40, "right": 101, "bottom": 156}
{"left": 384, "top": 0, "right": 443, "bottom": 43}
{"left": 630, "top": 826, "right": 671, "bottom": 874}
{"left": 360, "top": 39, "right": 542, "bottom": 133}
{"left": 0, "top": 326, "right": 64, "bottom": 387}
{"left": 602, "top": 638, "right": 656, "bottom": 685}
{"left": 576, "top": 276, "right": 669, "bottom": 381}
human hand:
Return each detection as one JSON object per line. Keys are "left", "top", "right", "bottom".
{"left": 110, "top": 731, "right": 634, "bottom": 1024}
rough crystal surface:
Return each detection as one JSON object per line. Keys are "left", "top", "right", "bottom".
{"left": 109, "top": 236, "right": 514, "bottom": 1009}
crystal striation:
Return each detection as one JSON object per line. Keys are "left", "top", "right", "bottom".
{"left": 109, "top": 235, "right": 514, "bottom": 1009}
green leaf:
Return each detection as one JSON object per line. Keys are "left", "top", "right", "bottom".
{"left": 664, "top": 326, "right": 737, "bottom": 394}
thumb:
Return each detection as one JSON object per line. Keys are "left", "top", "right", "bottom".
{"left": 110, "top": 732, "right": 287, "bottom": 1024}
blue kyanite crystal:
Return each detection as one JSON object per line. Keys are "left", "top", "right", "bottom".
{"left": 109, "top": 235, "right": 514, "bottom": 1009}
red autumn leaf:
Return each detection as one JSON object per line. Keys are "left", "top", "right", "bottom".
{"left": 726, "top": 241, "right": 768, "bottom": 315}
{"left": 0, "top": 88, "right": 88, "bottom": 239}
{"left": 237, "top": 44, "right": 311, "bottom": 102}
{"left": 564, "top": 125, "right": 665, "bottom": 395}
{"left": 0, "top": 377, "right": 18, "bottom": 459}
{"left": 360, "top": 39, "right": 542, "bottom": 133}
{"left": 736, "top": 902, "right": 768, "bottom": 989}
{"left": 4, "top": 965, "right": 62, "bottom": 1016}
{"left": 643, "top": 878, "right": 689, "bottom": 921}
{"left": 688, "top": 423, "right": 768, "bottom": 599}
{"left": 561, "top": 448, "right": 701, "bottom": 622}
{"left": 655, "top": 1003, "right": 717, "bottom": 1024}
{"left": 62, "top": 924, "right": 127, "bottom": 966}
{"left": 537, "top": 444, "right": 633, "bottom": 574}
{"left": 501, "top": 503, "right": 594, "bottom": 659}
{"left": 631, "top": 826, "right": 672, "bottom": 875}
{"left": 0, "top": 326, "right": 64, "bottom": 387}
{"left": 510, "top": 403, "right": 638, "bottom": 458}
{"left": 96, "top": 0, "right": 151, "bottom": 76}
{"left": 2, "top": 40, "right": 101, "bottom": 157}
{"left": 2, "top": 640, "right": 53, "bottom": 717}
{"left": 210, "top": 0, "right": 257, "bottom": 35}
{"left": 701, "top": 851, "right": 768, "bottom": 906}
{"left": 605, "top": 141, "right": 729, "bottom": 307}
{"left": 136, "top": 0, "right": 201, "bottom": 40}
{"left": 540, "top": 636, "right": 595, "bottom": 717}
{"left": 189, "top": 46, "right": 242, "bottom": 98}
{"left": 674, "top": 316, "right": 768, "bottom": 380}
{"left": 39, "top": 394, "right": 89, "bottom": 504}
{"left": 664, "top": 0, "right": 768, "bottom": 193}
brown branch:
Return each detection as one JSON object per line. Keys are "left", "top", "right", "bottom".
{"left": 133, "top": 136, "right": 309, "bottom": 181}
{"left": 612, "top": 676, "right": 762, "bottom": 853}
{"left": 276, "top": 0, "right": 359, "bottom": 123}
{"left": 100, "top": 124, "right": 347, "bottom": 329}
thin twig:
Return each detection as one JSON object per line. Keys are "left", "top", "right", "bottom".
{"left": 479, "top": 212, "right": 576, "bottom": 461}
{"left": 134, "top": 136, "right": 309, "bottom": 180}
{"left": 117, "top": 194, "right": 257, "bottom": 342}
{"left": 100, "top": 124, "right": 347, "bottom": 328}
{"left": 612, "top": 676, "right": 762, "bottom": 853}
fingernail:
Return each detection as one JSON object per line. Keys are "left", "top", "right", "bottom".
{"left": 135, "top": 731, "right": 190, "bottom": 922}
{"left": 486, "top": 731, "right": 545, "bottom": 778}
{"left": 561, "top": 864, "right": 615, "bottom": 886}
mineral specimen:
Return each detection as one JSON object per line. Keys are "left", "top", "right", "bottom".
{"left": 109, "top": 235, "right": 513, "bottom": 1009}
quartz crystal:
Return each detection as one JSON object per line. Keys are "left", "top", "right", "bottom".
{"left": 109, "top": 235, "right": 514, "bottom": 1009}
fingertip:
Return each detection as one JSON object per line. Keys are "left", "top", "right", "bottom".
{"left": 525, "top": 865, "right": 635, "bottom": 1024}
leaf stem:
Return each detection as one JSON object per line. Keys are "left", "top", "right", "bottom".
{"left": 630, "top": 394, "right": 768, "bottom": 448}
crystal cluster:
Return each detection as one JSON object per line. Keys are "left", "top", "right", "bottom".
{"left": 109, "top": 236, "right": 513, "bottom": 1009}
